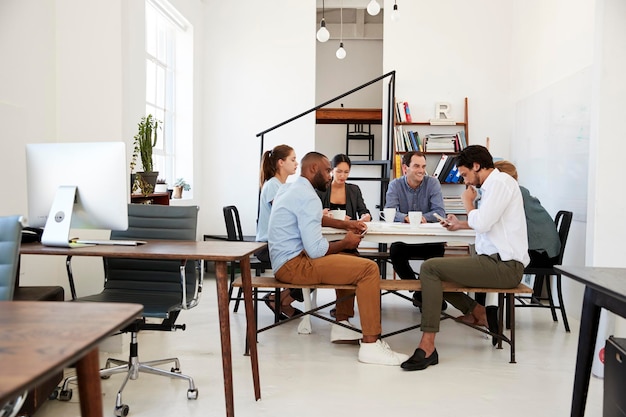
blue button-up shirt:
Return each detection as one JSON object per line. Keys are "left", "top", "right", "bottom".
{"left": 268, "top": 176, "right": 329, "bottom": 272}
{"left": 385, "top": 175, "right": 445, "bottom": 222}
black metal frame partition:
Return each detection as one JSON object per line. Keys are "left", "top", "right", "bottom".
{"left": 255, "top": 70, "right": 397, "bottom": 214}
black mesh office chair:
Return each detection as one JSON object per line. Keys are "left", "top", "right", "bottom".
{"left": 57, "top": 204, "right": 201, "bottom": 417}
{"left": 515, "top": 210, "right": 573, "bottom": 332}
{"left": 223, "top": 205, "right": 271, "bottom": 312}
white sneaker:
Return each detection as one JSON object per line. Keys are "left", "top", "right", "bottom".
{"left": 358, "top": 340, "right": 409, "bottom": 366}
{"left": 330, "top": 320, "right": 362, "bottom": 344}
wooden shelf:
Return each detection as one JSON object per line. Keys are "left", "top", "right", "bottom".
{"left": 130, "top": 192, "right": 170, "bottom": 206}
{"left": 315, "top": 108, "right": 382, "bottom": 125}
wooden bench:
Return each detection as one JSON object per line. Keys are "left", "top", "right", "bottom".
{"left": 233, "top": 276, "right": 533, "bottom": 363}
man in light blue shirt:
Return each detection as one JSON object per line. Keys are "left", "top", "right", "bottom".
{"left": 269, "top": 151, "right": 408, "bottom": 365}
{"left": 385, "top": 151, "right": 447, "bottom": 309}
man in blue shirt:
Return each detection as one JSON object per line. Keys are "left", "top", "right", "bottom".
{"left": 269, "top": 151, "right": 408, "bottom": 365}
{"left": 385, "top": 151, "right": 447, "bottom": 309}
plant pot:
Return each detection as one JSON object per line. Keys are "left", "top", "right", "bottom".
{"left": 154, "top": 183, "right": 168, "bottom": 193}
{"left": 172, "top": 186, "right": 183, "bottom": 199}
{"left": 137, "top": 171, "right": 159, "bottom": 189}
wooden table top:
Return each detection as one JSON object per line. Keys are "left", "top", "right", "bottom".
{"left": 0, "top": 301, "right": 142, "bottom": 404}
{"left": 20, "top": 240, "right": 266, "bottom": 262}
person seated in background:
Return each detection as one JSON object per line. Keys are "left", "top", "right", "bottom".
{"left": 402, "top": 145, "right": 529, "bottom": 371}
{"left": 317, "top": 153, "right": 372, "bottom": 222}
{"left": 317, "top": 153, "right": 371, "bottom": 317}
{"left": 269, "top": 151, "right": 408, "bottom": 365}
{"left": 255, "top": 144, "right": 302, "bottom": 320}
{"left": 384, "top": 151, "right": 447, "bottom": 309}
{"left": 494, "top": 160, "right": 561, "bottom": 268}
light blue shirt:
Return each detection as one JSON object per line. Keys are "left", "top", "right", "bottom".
{"left": 268, "top": 176, "right": 329, "bottom": 272}
{"left": 385, "top": 175, "right": 445, "bottom": 222}
{"left": 256, "top": 177, "right": 282, "bottom": 242}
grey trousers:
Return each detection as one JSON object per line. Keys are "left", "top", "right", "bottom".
{"left": 419, "top": 254, "right": 524, "bottom": 333}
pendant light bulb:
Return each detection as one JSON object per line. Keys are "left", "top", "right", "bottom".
{"left": 316, "top": 19, "right": 330, "bottom": 42}
{"left": 391, "top": 3, "right": 400, "bottom": 22}
{"left": 336, "top": 42, "right": 346, "bottom": 59}
{"left": 367, "top": 0, "right": 380, "bottom": 16}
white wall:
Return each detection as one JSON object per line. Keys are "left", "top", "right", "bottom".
{"left": 383, "top": 0, "right": 513, "bottom": 159}
{"left": 200, "top": 0, "right": 316, "bottom": 236}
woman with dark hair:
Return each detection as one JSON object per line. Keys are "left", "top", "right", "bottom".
{"left": 316, "top": 154, "right": 371, "bottom": 222}
{"left": 255, "top": 144, "right": 302, "bottom": 319}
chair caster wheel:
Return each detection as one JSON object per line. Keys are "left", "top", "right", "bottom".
{"left": 187, "top": 388, "right": 198, "bottom": 400}
{"left": 48, "top": 387, "right": 59, "bottom": 400}
{"left": 100, "top": 374, "right": 111, "bottom": 379}
{"left": 58, "top": 389, "right": 72, "bottom": 401}
{"left": 171, "top": 367, "right": 181, "bottom": 373}
{"left": 114, "top": 404, "right": 130, "bottom": 417}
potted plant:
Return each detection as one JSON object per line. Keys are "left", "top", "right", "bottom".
{"left": 130, "top": 114, "right": 161, "bottom": 195}
{"left": 172, "top": 178, "right": 190, "bottom": 199}
{"left": 154, "top": 178, "right": 168, "bottom": 194}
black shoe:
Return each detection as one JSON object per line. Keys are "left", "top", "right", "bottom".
{"left": 412, "top": 292, "right": 448, "bottom": 312}
{"left": 486, "top": 305, "right": 499, "bottom": 346}
{"left": 401, "top": 348, "right": 439, "bottom": 371}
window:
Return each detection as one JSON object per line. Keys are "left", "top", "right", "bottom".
{"left": 145, "top": 0, "right": 193, "bottom": 196}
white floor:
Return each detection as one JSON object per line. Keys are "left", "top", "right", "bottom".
{"left": 33, "top": 274, "right": 604, "bottom": 417}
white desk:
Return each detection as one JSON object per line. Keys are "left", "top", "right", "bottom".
{"left": 322, "top": 222, "right": 475, "bottom": 245}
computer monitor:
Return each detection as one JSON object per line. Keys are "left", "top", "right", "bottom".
{"left": 25, "top": 142, "right": 129, "bottom": 247}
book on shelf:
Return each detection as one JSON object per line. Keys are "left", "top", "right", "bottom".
{"left": 444, "top": 164, "right": 463, "bottom": 184}
{"left": 408, "top": 130, "right": 419, "bottom": 151}
{"left": 438, "top": 156, "right": 457, "bottom": 183}
{"left": 429, "top": 119, "right": 456, "bottom": 125}
{"left": 425, "top": 137, "right": 456, "bottom": 152}
{"left": 456, "top": 130, "right": 467, "bottom": 149}
{"left": 396, "top": 100, "right": 407, "bottom": 123}
{"left": 394, "top": 126, "right": 405, "bottom": 152}
{"left": 403, "top": 102, "right": 413, "bottom": 123}
{"left": 432, "top": 154, "right": 449, "bottom": 180}
{"left": 394, "top": 154, "right": 402, "bottom": 178}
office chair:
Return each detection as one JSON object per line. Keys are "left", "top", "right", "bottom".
{"left": 223, "top": 205, "right": 271, "bottom": 313}
{"left": 515, "top": 210, "right": 573, "bottom": 332}
{"left": 57, "top": 204, "right": 202, "bottom": 417}
{"left": 0, "top": 215, "right": 22, "bottom": 301}
{"left": 0, "top": 215, "right": 28, "bottom": 417}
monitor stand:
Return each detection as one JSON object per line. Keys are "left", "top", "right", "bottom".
{"left": 41, "top": 185, "right": 77, "bottom": 247}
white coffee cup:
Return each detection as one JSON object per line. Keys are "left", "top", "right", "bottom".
{"left": 408, "top": 211, "right": 423, "bottom": 226}
{"left": 379, "top": 207, "right": 396, "bottom": 223}
{"left": 330, "top": 209, "right": 346, "bottom": 220}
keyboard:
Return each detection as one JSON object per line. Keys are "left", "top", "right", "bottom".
{"left": 73, "top": 239, "right": 147, "bottom": 246}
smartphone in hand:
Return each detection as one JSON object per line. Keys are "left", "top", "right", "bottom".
{"left": 433, "top": 213, "right": 450, "bottom": 225}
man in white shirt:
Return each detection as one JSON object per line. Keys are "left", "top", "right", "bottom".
{"left": 401, "top": 145, "right": 530, "bottom": 371}
{"left": 269, "top": 151, "right": 408, "bottom": 365}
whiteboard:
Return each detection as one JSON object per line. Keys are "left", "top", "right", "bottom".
{"left": 512, "top": 67, "right": 591, "bottom": 222}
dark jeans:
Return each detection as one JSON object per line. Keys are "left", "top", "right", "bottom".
{"left": 389, "top": 242, "right": 446, "bottom": 280}
{"left": 255, "top": 246, "right": 304, "bottom": 302}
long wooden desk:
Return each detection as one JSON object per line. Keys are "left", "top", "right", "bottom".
{"left": 554, "top": 266, "right": 626, "bottom": 417}
{"left": 20, "top": 240, "right": 266, "bottom": 417}
{"left": 0, "top": 301, "right": 142, "bottom": 417}
{"left": 323, "top": 221, "right": 476, "bottom": 245}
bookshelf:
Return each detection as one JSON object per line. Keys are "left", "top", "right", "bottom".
{"left": 393, "top": 97, "right": 469, "bottom": 215}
